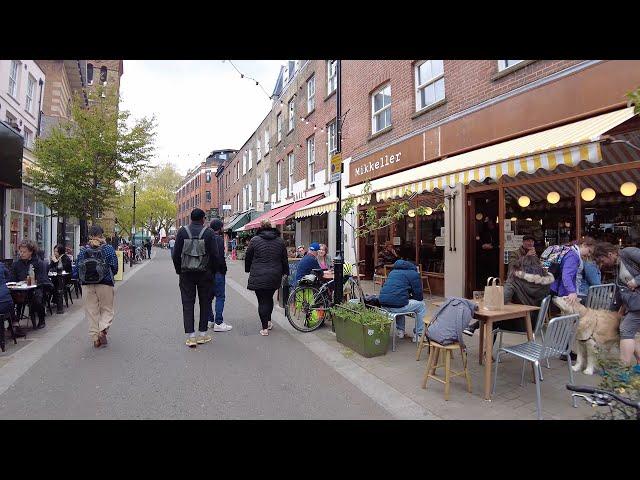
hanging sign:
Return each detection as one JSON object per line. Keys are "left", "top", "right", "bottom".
{"left": 330, "top": 153, "right": 342, "bottom": 183}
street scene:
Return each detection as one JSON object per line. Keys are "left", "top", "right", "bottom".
{"left": 1, "top": 60, "right": 640, "bottom": 420}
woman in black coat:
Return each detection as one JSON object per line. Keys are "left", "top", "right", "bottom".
{"left": 245, "top": 220, "right": 289, "bottom": 336}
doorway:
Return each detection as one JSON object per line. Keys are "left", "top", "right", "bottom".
{"left": 466, "top": 189, "right": 500, "bottom": 296}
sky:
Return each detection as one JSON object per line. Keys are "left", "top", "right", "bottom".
{"left": 120, "top": 60, "right": 285, "bottom": 175}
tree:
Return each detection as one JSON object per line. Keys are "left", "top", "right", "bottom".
{"left": 628, "top": 87, "right": 640, "bottom": 115}
{"left": 27, "top": 84, "right": 156, "bottom": 243}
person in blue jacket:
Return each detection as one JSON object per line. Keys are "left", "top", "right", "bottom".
{"left": 295, "top": 242, "right": 322, "bottom": 284}
{"left": 0, "top": 263, "right": 14, "bottom": 319}
{"left": 378, "top": 259, "right": 427, "bottom": 342}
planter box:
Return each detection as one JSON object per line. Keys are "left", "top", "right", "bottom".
{"left": 332, "top": 309, "right": 391, "bottom": 358}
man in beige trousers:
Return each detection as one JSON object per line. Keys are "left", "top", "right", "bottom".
{"left": 76, "top": 225, "right": 119, "bottom": 348}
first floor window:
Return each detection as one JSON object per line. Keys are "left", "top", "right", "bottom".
{"left": 264, "top": 171, "right": 270, "bottom": 202}
{"left": 498, "top": 60, "right": 524, "bottom": 71}
{"left": 415, "top": 60, "right": 445, "bottom": 111}
{"left": 372, "top": 84, "right": 392, "bottom": 133}
{"left": 277, "top": 162, "right": 282, "bottom": 201}
{"left": 307, "top": 136, "right": 315, "bottom": 187}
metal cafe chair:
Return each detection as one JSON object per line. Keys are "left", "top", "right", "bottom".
{"left": 585, "top": 284, "right": 616, "bottom": 310}
{"left": 492, "top": 313, "right": 579, "bottom": 420}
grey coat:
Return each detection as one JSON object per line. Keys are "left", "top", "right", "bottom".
{"left": 427, "top": 297, "right": 477, "bottom": 347}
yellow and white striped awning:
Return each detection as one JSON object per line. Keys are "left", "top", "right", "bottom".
{"left": 347, "top": 107, "right": 636, "bottom": 203}
{"left": 295, "top": 196, "right": 338, "bottom": 219}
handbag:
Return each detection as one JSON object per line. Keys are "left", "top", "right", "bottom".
{"left": 483, "top": 277, "right": 504, "bottom": 311}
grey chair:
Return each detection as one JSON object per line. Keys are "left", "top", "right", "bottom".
{"left": 492, "top": 295, "right": 552, "bottom": 375}
{"left": 492, "top": 313, "right": 580, "bottom": 420}
{"left": 585, "top": 284, "right": 616, "bottom": 310}
{"left": 376, "top": 307, "right": 417, "bottom": 352}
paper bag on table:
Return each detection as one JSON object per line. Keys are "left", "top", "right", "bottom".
{"left": 483, "top": 277, "right": 504, "bottom": 311}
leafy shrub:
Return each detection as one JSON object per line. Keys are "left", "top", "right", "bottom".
{"left": 330, "top": 302, "right": 391, "bottom": 335}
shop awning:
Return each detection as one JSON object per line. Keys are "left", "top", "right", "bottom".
{"left": 269, "top": 194, "right": 324, "bottom": 225}
{"left": 241, "top": 203, "right": 292, "bottom": 231}
{"left": 346, "top": 107, "right": 636, "bottom": 203}
{"left": 294, "top": 195, "right": 338, "bottom": 219}
{"left": 224, "top": 210, "right": 252, "bottom": 232}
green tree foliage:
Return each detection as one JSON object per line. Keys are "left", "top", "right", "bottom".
{"left": 628, "top": 87, "right": 640, "bottom": 115}
{"left": 27, "top": 85, "right": 156, "bottom": 226}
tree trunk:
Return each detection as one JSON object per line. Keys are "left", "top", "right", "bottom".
{"left": 80, "top": 213, "right": 89, "bottom": 245}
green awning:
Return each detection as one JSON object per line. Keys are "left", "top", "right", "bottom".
{"left": 224, "top": 211, "right": 251, "bottom": 232}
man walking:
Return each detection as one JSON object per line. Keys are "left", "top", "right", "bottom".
{"left": 169, "top": 236, "right": 176, "bottom": 257}
{"left": 172, "top": 208, "right": 220, "bottom": 348}
{"left": 208, "top": 218, "right": 232, "bottom": 332}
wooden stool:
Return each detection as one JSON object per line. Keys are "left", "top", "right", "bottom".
{"left": 421, "top": 340, "right": 472, "bottom": 401}
{"left": 415, "top": 317, "right": 432, "bottom": 361}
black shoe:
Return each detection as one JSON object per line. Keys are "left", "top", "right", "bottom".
{"left": 37, "top": 320, "right": 46, "bottom": 329}
{"left": 559, "top": 352, "right": 577, "bottom": 361}
{"left": 463, "top": 323, "right": 479, "bottom": 337}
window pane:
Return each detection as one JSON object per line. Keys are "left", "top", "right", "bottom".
{"left": 418, "top": 61, "right": 431, "bottom": 84}
{"left": 435, "top": 78, "right": 445, "bottom": 101}
{"left": 384, "top": 108, "right": 391, "bottom": 128}
{"left": 382, "top": 86, "right": 391, "bottom": 107}
{"left": 432, "top": 60, "right": 444, "bottom": 77}
{"left": 373, "top": 92, "right": 384, "bottom": 112}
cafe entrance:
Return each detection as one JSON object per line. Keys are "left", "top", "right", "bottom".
{"left": 466, "top": 189, "right": 501, "bottom": 295}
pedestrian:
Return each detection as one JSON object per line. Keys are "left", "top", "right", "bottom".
{"left": 549, "top": 237, "right": 596, "bottom": 307}
{"left": 245, "top": 220, "right": 289, "bottom": 336}
{"left": 294, "top": 242, "right": 322, "bottom": 284}
{"left": 145, "top": 238, "right": 152, "bottom": 259}
{"left": 378, "top": 259, "right": 427, "bottom": 342}
{"left": 76, "top": 225, "right": 119, "bottom": 348}
{"left": 172, "top": 208, "right": 220, "bottom": 348}
{"left": 49, "top": 244, "right": 72, "bottom": 313}
{"left": 207, "top": 218, "right": 232, "bottom": 332}
{"left": 9, "top": 239, "right": 53, "bottom": 329}
{"left": 169, "top": 236, "right": 176, "bottom": 257}
{"left": 593, "top": 242, "right": 640, "bottom": 370}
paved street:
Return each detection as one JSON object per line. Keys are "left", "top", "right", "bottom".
{"left": 0, "top": 250, "right": 388, "bottom": 419}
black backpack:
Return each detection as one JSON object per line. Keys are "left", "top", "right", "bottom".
{"left": 78, "top": 245, "right": 108, "bottom": 284}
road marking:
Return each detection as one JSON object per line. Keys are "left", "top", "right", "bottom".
{"left": 225, "top": 276, "right": 439, "bottom": 420}
{"left": 0, "top": 257, "right": 155, "bottom": 397}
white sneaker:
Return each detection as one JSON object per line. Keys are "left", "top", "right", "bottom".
{"left": 213, "top": 322, "right": 233, "bottom": 332}
{"left": 207, "top": 321, "right": 216, "bottom": 330}
{"left": 412, "top": 333, "right": 421, "bottom": 343}
{"left": 396, "top": 329, "right": 405, "bottom": 339}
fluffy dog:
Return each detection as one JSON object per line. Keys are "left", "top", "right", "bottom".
{"left": 553, "top": 297, "right": 621, "bottom": 375}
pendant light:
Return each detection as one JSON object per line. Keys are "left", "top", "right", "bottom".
{"left": 620, "top": 182, "right": 637, "bottom": 197}
{"left": 581, "top": 188, "right": 596, "bottom": 202}
{"left": 546, "top": 191, "right": 560, "bottom": 204}
{"left": 518, "top": 196, "right": 530, "bottom": 207}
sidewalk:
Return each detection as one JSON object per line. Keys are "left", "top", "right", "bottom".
{"left": 227, "top": 259, "right": 600, "bottom": 420}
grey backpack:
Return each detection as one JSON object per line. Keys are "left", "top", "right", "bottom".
{"left": 180, "top": 226, "right": 209, "bottom": 273}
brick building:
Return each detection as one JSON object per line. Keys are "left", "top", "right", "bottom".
{"left": 176, "top": 149, "right": 237, "bottom": 229}
{"left": 340, "top": 60, "right": 640, "bottom": 297}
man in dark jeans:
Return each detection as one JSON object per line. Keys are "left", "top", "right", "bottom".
{"left": 207, "top": 218, "right": 231, "bottom": 332}
{"left": 172, "top": 208, "right": 220, "bottom": 348}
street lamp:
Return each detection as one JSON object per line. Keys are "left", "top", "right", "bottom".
{"left": 334, "top": 60, "right": 344, "bottom": 304}
{"left": 131, "top": 182, "right": 136, "bottom": 267}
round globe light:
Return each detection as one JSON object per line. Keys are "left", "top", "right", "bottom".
{"left": 546, "top": 191, "right": 560, "bottom": 204}
{"left": 518, "top": 196, "right": 531, "bottom": 207}
{"left": 408, "top": 209, "right": 416, "bottom": 217}
{"left": 620, "top": 182, "right": 637, "bottom": 197}
{"left": 581, "top": 188, "right": 596, "bottom": 202}
{"left": 475, "top": 213, "right": 484, "bottom": 221}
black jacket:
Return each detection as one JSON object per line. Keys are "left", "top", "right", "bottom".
{"left": 172, "top": 222, "right": 220, "bottom": 276}
{"left": 213, "top": 232, "right": 227, "bottom": 275}
{"left": 49, "top": 253, "right": 72, "bottom": 273}
{"left": 245, "top": 227, "right": 289, "bottom": 290}
{"left": 10, "top": 256, "right": 53, "bottom": 287}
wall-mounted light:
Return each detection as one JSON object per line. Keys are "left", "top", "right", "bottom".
{"left": 620, "top": 182, "right": 637, "bottom": 197}
{"left": 518, "top": 196, "right": 531, "bottom": 207}
{"left": 546, "top": 191, "right": 560, "bottom": 204}
{"left": 526, "top": 218, "right": 533, "bottom": 222}
{"left": 408, "top": 209, "right": 416, "bottom": 217}
{"left": 581, "top": 188, "right": 596, "bottom": 202}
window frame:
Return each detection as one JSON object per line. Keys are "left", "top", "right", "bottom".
{"left": 264, "top": 171, "right": 270, "bottom": 202}
{"left": 307, "top": 75, "right": 315, "bottom": 114}
{"left": 288, "top": 99, "right": 295, "bottom": 132}
{"left": 248, "top": 149, "right": 253, "bottom": 171}
{"left": 23, "top": 127, "right": 32, "bottom": 149}
{"left": 8, "top": 60, "right": 19, "bottom": 98}
{"left": 242, "top": 151, "right": 247, "bottom": 175}
{"left": 264, "top": 130, "right": 269, "bottom": 153}
{"left": 257, "top": 138, "right": 261, "bottom": 161}
{"left": 371, "top": 84, "right": 392, "bottom": 134}
{"left": 287, "top": 152, "right": 295, "bottom": 197}
{"left": 256, "top": 177, "right": 261, "bottom": 203}
{"left": 414, "top": 60, "right": 445, "bottom": 111}
{"left": 307, "top": 135, "right": 315, "bottom": 188}
{"left": 327, "top": 60, "right": 337, "bottom": 95}
{"left": 277, "top": 161, "right": 282, "bottom": 201}
{"left": 498, "top": 60, "right": 524, "bottom": 71}
{"left": 277, "top": 113, "right": 282, "bottom": 142}
{"left": 25, "top": 74, "right": 36, "bottom": 114}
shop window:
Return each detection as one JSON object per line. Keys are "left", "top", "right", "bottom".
{"left": 311, "top": 214, "right": 328, "bottom": 246}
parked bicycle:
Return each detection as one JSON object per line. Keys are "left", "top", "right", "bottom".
{"left": 567, "top": 384, "right": 640, "bottom": 420}
{"left": 285, "top": 261, "right": 366, "bottom": 332}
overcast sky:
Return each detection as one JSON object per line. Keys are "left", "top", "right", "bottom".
{"left": 120, "top": 60, "right": 285, "bottom": 175}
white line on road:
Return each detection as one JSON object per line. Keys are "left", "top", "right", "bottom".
{"left": 0, "top": 257, "right": 155, "bottom": 398}
{"left": 225, "top": 277, "right": 440, "bottom": 420}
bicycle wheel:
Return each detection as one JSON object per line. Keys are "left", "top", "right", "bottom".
{"left": 286, "top": 285, "right": 328, "bottom": 332}
{"left": 348, "top": 277, "right": 365, "bottom": 304}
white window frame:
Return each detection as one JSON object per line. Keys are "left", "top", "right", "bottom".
{"left": 248, "top": 149, "right": 253, "bottom": 171}
{"left": 23, "top": 128, "right": 32, "bottom": 149}
{"left": 264, "top": 130, "right": 269, "bottom": 153}
{"left": 25, "top": 75, "right": 36, "bottom": 114}
{"left": 414, "top": 60, "right": 445, "bottom": 111}
{"left": 8, "top": 60, "right": 19, "bottom": 98}
{"left": 256, "top": 178, "right": 262, "bottom": 203}
{"left": 288, "top": 152, "right": 295, "bottom": 197}
{"left": 307, "top": 75, "right": 315, "bottom": 114}
{"left": 327, "top": 121, "right": 337, "bottom": 162}
{"left": 307, "top": 136, "right": 315, "bottom": 187}
{"left": 236, "top": 161, "right": 239, "bottom": 180}
{"left": 277, "top": 162, "right": 282, "bottom": 201}
{"left": 257, "top": 139, "right": 261, "bottom": 161}
{"left": 242, "top": 152, "right": 247, "bottom": 175}
{"left": 236, "top": 193, "right": 240, "bottom": 212}
{"left": 371, "top": 84, "right": 392, "bottom": 134}
{"left": 498, "top": 60, "right": 524, "bottom": 71}
{"left": 264, "top": 171, "right": 270, "bottom": 202}
{"left": 288, "top": 99, "right": 295, "bottom": 132}
{"left": 327, "top": 60, "right": 337, "bottom": 95}
{"left": 248, "top": 184, "right": 253, "bottom": 208}
{"left": 277, "top": 113, "right": 282, "bottom": 142}
{"left": 243, "top": 185, "right": 247, "bottom": 211}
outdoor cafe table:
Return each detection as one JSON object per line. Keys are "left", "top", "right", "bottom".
{"left": 48, "top": 271, "right": 70, "bottom": 314}
{"left": 6, "top": 283, "right": 40, "bottom": 329}
{"left": 432, "top": 301, "right": 539, "bottom": 401}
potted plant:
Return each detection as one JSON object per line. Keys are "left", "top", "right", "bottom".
{"left": 329, "top": 302, "right": 392, "bottom": 358}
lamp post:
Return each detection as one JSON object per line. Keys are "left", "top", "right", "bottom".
{"left": 333, "top": 60, "right": 344, "bottom": 304}
{"left": 130, "top": 182, "right": 136, "bottom": 267}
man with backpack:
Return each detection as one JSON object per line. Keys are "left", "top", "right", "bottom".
{"left": 76, "top": 225, "right": 119, "bottom": 348}
{"left": 172, "top": 208, "right": 220, "bottom": 348}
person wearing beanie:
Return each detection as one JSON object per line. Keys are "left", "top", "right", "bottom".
{"left": 207, "top": 218, "right": 231, "bottom": 332}
{"left": 294, "top": 242, "right": 322, "bottom": 284}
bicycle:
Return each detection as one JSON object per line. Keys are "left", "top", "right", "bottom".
{"left": 285, "top": 261, "right": 366, "bottom": 332}
{"left": 566, "top": 384, "right": 640, "bottom": 420}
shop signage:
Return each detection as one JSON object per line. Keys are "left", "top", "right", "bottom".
{"left": 223, "top": 204, "right": 232, "bottom": 211}
{"left": 348, "top": 131, "right": 437, "bottom": 186}
{"left": 435, "top": 236, "right": 445, "bottom": 247}
{"left": 330, "top": 153, "right": 342, "bottom": 183}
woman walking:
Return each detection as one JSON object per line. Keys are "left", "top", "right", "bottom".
{"left": 245, "top": 220, "right": 289, "bottom": 336}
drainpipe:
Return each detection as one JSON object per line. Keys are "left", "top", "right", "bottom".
{"left": 37, "top": 78, "right": 44, "bottom": 137}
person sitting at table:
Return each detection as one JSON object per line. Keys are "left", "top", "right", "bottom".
{"left": 0, "top": 262, "right": 15, "bottom": 326}
{"left": 378, "top": 241, "right": 399, "bottom": 266}
{"left": 317, "top": 244, "right": 332, "bottom": 270}
{"left": 49, "top": 244, "right": 72, "bottom": 273}
{"left": 464, "top": 254, "right": 554, "bottom": 337}
{"left": 378, "top": 259, "right": 427, "bottom": 343}
{"left": 295, "top": 245, "right": 307, "bottom": 258}
{"left": 295, "top": 243, "right": 322, "bottom": 284}
{"left": 9, "top": 239, "right": 54, "bottom": 329}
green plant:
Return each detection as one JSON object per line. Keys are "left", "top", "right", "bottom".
{"left": 330, "top": 302, "right": 391, "bottom": 335}
{"left": 595, "top": 355, "right": 640, "bottom": 420}
{"left": 627, "top": 87, "right": 640, "bottom": 115}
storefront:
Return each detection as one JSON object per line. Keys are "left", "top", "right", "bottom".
{"left": 346, "top": 107, "right": 640, "bottom": 298}
{"left": 8, "top": 186, "right": 52, "bottom": 259}
{"left": 1, "top": 119, "right": 23, "bottom": 259}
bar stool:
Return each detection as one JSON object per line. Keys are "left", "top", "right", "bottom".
{"left": 421, "top": 340, "right": 472, "bottom": 401}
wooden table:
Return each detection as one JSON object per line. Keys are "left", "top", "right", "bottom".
{"left": 432, "top": 301, "right": 539, "bottom": 401}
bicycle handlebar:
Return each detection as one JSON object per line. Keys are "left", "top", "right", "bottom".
{"left": 566, "top": 385, "right": 640, "bottom": 410}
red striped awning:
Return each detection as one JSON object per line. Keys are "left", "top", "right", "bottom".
{"left": 269, "top": 194, "right": 324, "bottom": 225}
{"left": 242, "top": 203, "right": 292, "bottom": 231}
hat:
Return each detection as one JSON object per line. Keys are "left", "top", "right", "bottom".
{"left": 523, "top": 235, "right": 535, "bottom": 242}
{"left": 308, "top": 242, "right": 320, "bottom": 252}
{"left": 210, "top": 218, "right": 223, "bottom": 232}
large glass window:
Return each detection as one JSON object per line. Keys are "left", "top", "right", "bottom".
{"left": 311, "top": 214, "right": 328, "bottom": 246}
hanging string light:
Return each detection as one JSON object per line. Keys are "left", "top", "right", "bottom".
{"left": 225, "top": 60, "right": 273, "bottom": 100}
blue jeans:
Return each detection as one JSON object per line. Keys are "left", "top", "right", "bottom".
{"left": 383, "top": 299, "right": 427, "bottom": 335}
{"left": 207, "top": 273, "right": 226, "bottom": 325}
